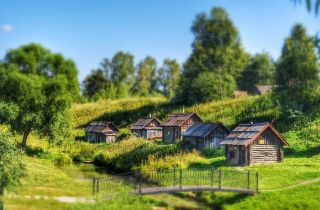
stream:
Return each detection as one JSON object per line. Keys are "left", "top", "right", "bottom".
{"left": 57, "top": 163, "right": 218, "bottom": 209}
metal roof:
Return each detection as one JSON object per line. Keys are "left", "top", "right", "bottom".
{"left": 220, "top": 122, "right": 289, "bottom": 146}
{"left": 182, "top": 123, "right": 227, "bottom": 137}
{"left": 130, "top": 117, "right": 161, "bottom": 130}
{"left": 161, "top": 113, "right": 202, "bottom": 127}
{"left": 85, "top": 121, "right": 119, "bottom": 135}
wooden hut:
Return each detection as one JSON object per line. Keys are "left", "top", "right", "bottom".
{"left": 161, "top": 113, "right": 203, "bottom": 144}
{"left": 254, "top": 85, "right": 273, "bottom": 95}
{"left": 85, "top": 121, "right": 119, "bottom": 143}
{"left": 220, "top": 122, "right": 289, "bottom": 166}
{"left": 182, "top": 122, "right": 230, "bottom": 150}
{"left": 130, "top": 117, "right": 162, "bottom": 140}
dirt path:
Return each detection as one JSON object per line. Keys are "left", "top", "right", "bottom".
{"left": 260, "top": 177, "right": 320, "bottom": 192}
{"left": 7, "top": 194, "right": 95, "bottom": 203}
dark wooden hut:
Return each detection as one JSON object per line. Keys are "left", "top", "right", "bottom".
{"left": 130, "top": 117, "right": 162, "bottom": 140}
{"left": 220, "top": 122, "right": 289, "bottom": 166}
{"left": 182, "top": 122, "right": 230, "bottom": 150}
{"left": 85, "top": 121, "right": 119, "bottom": 143}
{"left": 160, "top": 113, "right": 203, "bottom": 144}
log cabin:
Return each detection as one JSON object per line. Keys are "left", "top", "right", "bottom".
{"left": 85, "top": 121, "right": 119, "bottom": 143}
{"left": 161, "top": 113, "right": 203, "bottom": 144}
{"left": 220, "top": 122, "right": 289, "bottom": 166}
{"left": 182, "top": 122, "right": 230, "bottom": 150}
{"left": 130, "top": 117, "right": 162, "bottom": 140}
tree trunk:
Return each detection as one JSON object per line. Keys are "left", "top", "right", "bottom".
{"left": 21, "top": 131, "right": 30, "bottom": 149}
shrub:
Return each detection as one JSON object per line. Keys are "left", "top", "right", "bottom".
{"left": 201, "top": 148, "right": 224, "bottom": 157}
{"left": 51, "top": 153, "right": 72, "bottom": 166}
{"left": 116, "top": 128, "right": 134, "bottom": 141}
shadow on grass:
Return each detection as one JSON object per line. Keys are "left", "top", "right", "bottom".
{"left": 286, "top": 146, "right": 320, "bottom": 158}
{"left": 76, "top": 102, "right": 182, "bottom": 129}
{"left": 188, "top": 159, "right": 227, "bottom": 169}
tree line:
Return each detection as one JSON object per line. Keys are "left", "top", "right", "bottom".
{"left": 0, "top": 6, "right": 319, "bottom": 149}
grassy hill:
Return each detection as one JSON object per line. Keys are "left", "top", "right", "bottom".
{"left": 5, "top": 95, "right": 320, "bottom": 209}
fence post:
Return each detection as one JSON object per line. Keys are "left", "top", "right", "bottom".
{"left": 139, "top": 171, "right": 142, "bottom": 195}
{"left": 210, "top": 167, "right": 214, "bottom": 186}
{"left": 96, "top": 178, "right": 100, "bottom": 194}
{"left": 256, "top": 172, "right": 259, "bottom": 193}
{"left": 218, "top": 169, "right": 222, "bottom": 189}
{"left": 247, "top": 171, "right": 250, "bottom": 190}
{"left": 179, "top": 168, "right": 182, "bottom": 190}
{"left": 92, "top": 177, "right": 96, "bottom": 196}
{"left": 173, "top": 167, "right": 176, "bottom": 186}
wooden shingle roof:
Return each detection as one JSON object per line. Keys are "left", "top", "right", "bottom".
{"left": 85, "top": 121, "right": 119, "bottom": 135}
{"left": 182, "top": 122, "right": 229, "bottom": 138}
{"left": 161, "top": 113, "right": 202, "bottom": 127}
{"left": 220, "top": 122, "right": 289, "bottom": 146}
{"left": 130, "top": 117, "right": 161, "bottom": 130}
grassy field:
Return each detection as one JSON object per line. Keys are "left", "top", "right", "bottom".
{"left": 3, "top": 96, "right": 320, "bottom": 209}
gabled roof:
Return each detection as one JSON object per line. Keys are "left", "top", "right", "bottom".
{"left": 220, "top": 122, "right": 289, "bottom": 146}
{"left": 130, "top": 117, "right": 161, "bottom": 130}
{"left": 161, "top": 113, "right": 202, "bottom": 127}
{"left": 182, "top": 122, "right": 229, "bottom": 138}
{"left": 85, "top": 121, "right": 119, "bottom": 135}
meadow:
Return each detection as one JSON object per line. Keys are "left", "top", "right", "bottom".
{"left": 3, "top": 95, "right": 320, "bottom": 209}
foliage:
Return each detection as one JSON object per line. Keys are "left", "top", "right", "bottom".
{"left": 3, "top": 43, "right": 79, "bottom": 98}
{"left": 83, "top": 69, "right": 109, "bottom": 99}
{"left": 275, "top": 24, "right": 319, "bottom": 112}
{"left": 238, "top": 52, "right": 275, "bottom": 94}
{"left": 200, "top": 148, "right": 224, "bottom": 157}
{"left": 0, "top": 64, "right": 72, "bottom": 148}
{"left": 116, "top": 128, "right": 134, "bottom": 141}
{"left": 178, "top": 7, "right": 249, "bottom": 103}
{"left": 158, "top": 58, "right": 181, "bottom": 99}
{"left": 51, "top": 153, "right": 72, "bottom": 166}
{"left": 93, "top": 138, "right": 180, "bottom": 171}
{"left": 133, "top": 56, "right": 158, "bottom": 96}
{"left": 0, "top": 132, "right": 25, "bottom": 195}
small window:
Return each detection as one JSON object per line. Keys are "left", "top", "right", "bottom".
{"left": 229, "top": 151, "right": 235, "bottom": 159}
{"left": 176, "top": 130, "right": 179, "bottom": 137}
{"left": 258, "top": 138, "right": 266, "bottom": 145}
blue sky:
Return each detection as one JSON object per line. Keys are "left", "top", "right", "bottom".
{"left": 0, "top": 0, "right": 319, "bottom": 81}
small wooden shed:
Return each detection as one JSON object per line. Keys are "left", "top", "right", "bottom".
{"left": 161, "top": 113, "right": 203, "bottom": 144}
{"left": 220, "top": 122, "right": 289, "bottom": 166}
{"left": 85, "top": 121, "right": 119, "bottom": 143}
{"left": 182, "top": 122, "right": 230, "bottom": 150}
{"left": 130, "top": 117, "right": 162, "bottom": 140}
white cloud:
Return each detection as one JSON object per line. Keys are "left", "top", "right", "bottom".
{"left": 1, "top": 24, "right": 13, "bottom": 32}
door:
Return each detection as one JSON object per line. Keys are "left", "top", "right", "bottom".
{"left": 239, "top": 147, "right": 246, "bottom": 165}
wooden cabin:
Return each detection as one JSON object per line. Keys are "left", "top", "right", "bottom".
{"left": 85, "top": 121, "right": 119, "bottom": 143}
{"left": 130, "top": 117, "right": 162, "bottom": 140}
{"left": 254, "top": 85, "right": 273, "bottom": 95}
{"left": 182, "top": 122, "right": 230, "bottom": 150}
{"left": 161, "top": 113, "right": 203, "bottom": 144}
{"left": 220, "top": 122, "right": 289, "bottom": 166}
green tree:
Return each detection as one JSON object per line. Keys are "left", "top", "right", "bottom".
{"left": 4, "top": 43, "right": 80, "bottom": 99}
{"left": 238, "top": 52, "right": 275, "bottom": 94}
{"left": 158, "top": 59, "right": 181, "bottom": 98}
{"left": 0, "top": 63, "right": 72, "bottom": 148}
{"left": 276, "top": 24, "right": 319, "bottom": 110}
{"left": 178, "top": 7, "right": 249, "bottom": 103}
{"left": 0, "top": 131, "right": 25, "bottom": 195}
{"left": 134, "top": 56, "right": 157, "bottom": 96}
{"left": 83, "top": 69, "right": 108, "bottom": 98}
{"left": 109, "top": 52, "right": 135, "bottom": 97}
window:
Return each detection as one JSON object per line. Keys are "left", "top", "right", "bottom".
{"left": 176, "top": 130, "right": 179, "bottom": 137}
{"left": 229, "top": 151, "right": 235, "bottom": 159}
{"left": 258, "top": 138, "right": 266, "bottom": 145}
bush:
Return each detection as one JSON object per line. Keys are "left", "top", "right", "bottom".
{"left": 51, "top": 153, "right": 72, "bottom": 166}
{"left": 201, "top": 148, "right": 224, "bottom": 157}
{"left": 0, "top": 131, "right": 25, "bottom": 194}
{"left": 116, "top": 128, "right": 134, "bottom": 141}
